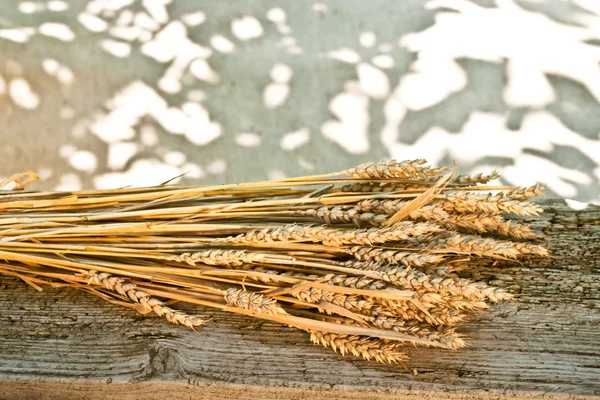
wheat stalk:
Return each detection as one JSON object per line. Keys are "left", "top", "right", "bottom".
{"left": 0, "top": 158, "right": 548, "bottom": 369}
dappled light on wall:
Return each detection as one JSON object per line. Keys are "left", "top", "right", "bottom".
{"left": 399, "top": 0, "right": 600, "bottom": 109}
{"left": 0, "top": 0, "right": 597, "bottom": 205}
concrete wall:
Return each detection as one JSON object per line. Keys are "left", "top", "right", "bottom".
{"left": 0, "top": 0, "right": 598, "bottom": 203}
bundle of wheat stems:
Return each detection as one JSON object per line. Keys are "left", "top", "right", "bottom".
{"left": 0, "top": 159, "right": 548, "bottom": 367}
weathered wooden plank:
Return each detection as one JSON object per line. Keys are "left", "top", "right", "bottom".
{"left": 0, "top": 200, "right": 599, "bottom": 399}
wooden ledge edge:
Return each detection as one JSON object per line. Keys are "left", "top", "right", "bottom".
{"left": 1, "top": 378, "right": 595, "bottom": 400}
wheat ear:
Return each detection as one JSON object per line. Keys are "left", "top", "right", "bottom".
{"left": 224, "top": 288, "right": 285, "bottom": 315}
{"left": 225, "top": 222, "right": 441, "bottom": 247}
{"left": 343, "top": 159, "right": 448, "bottom": 180}
{"left": 309, "top": 331, "right": 408, "bottom": 365}
{"left": 85, "top": 271, "right": 206, "bottom": 328}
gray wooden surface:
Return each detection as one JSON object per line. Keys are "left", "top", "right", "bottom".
{"left": 0, "top": 200, "right": 599, "bottom": 399}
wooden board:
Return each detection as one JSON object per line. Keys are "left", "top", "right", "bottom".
{"left": 0, "top": 200, "right": 599, "bottom": 399}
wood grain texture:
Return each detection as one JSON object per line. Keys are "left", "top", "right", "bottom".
{"left": 0, "top": 200, "right": 599, "bottom": 400}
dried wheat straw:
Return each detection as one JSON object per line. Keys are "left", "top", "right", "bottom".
{"left": 0, "top": 157, "right": 549, "bottom": 368}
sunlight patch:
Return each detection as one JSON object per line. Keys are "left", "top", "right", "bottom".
{"left": 0, "top": 28, "right": 36, "bottom": 43}
{"left": 263, "top": 83, "right": 290, "bottom": 109}
{"left": 266, "top": 8, "right": 286, "bottom": 23}
{"left": 87, "top": 0, "right": 134, "bottom": 14}
{"left": 270, "top": 63, "right": 293, "bottom": 83}
{"left": 59, "top": 144, "right": 76, "bottom": 158}
{"left": 236, "top": 133, "right": 261, "bottom": 147}
{"left": 181, "top": 11, "right": 206, "bottom": 27}
{"left": 206, "top": 159, "right": 227, "bottom": 175}
{"left": 158, "top": 41, "right": 213, "bottom": 93}
{"left": 503, "top": 155, "right": 590, "bottom": 199}
{"left": 142, "top": 0, "right": 170, "bottom": 24}
{"left": 107, "top": 142, "right": 138, "bottom": 170}
{"left": 69, "top": 150, "right": 98, "bottom": 173}
{"left": 141, "top": 21, "right": 188, "bottom": 62}
{"left": 42, "top": 59, "right": 74, "bottom": 85}
{"left": 101, "top": 39, "right": 132, "bottom": 57}
{"left": 189, "top": 59, "right": 220, "bottom": 84}
{"left": 55, "top": 173, "right": 82, "bottom": 191}
{"left": 140, "top": 125, "right": 158, "bottom": 146}
{"left": 48, "top": 1, "right": 69, "bottom": 12}
{"left": 312, "top": 3, "right": 329, "bottom": 12}
{"left": 326, "top": 48, "right": 360, "bottom": 64}
{"left": 91, "top": 81, "right": 166, "bottom": 143}
{"left": 94, "top": 159, "right": 182, "bottom": 189}
{"left": 281, "top": 128, "right": 310, "bottom": 151}
{"left": 321, "top": 91, "right": 370, "bottom": 154}
{"left": 210, "top": 35, "right": 236, "bottom": 54}
{"left": 115, "top": 9, "right": 134, "bottom": 26}
{"left": 277, "top": 24, "right": 292, "bottom": 35}
{"left": 357, "top": 63, "right": 390, "bottom": 99}
{"left": 182, "top": 102, "right": 222, "bottom": 146}
{"left": 359, "top": 32, "right": 376, "bottom": 48}
{"left": 565, "top": 199, "right": 589, "bottom": 211}
{"left": 372, "top": 55, "right": 395, "bottom": 69}
{"left": 231, "top": 16, "right": 264, "bottom": 41}
{"left": 39, "top": 23, "right": 75, "bottom": 41}
{"left": 110, "top": 26, "right": 141, "bottom": 42}
{"left": 163, "top": 151, "right": 186, "bottom": 166}
{"left": 187, "top": 89, "right": 207, "bottom": 102}
{"left": 9, "top": 78, "right": 40, "bottom": 109}
{"left": 135, "top": 12, "right": 160, "bottom": 31}
{"left": 382, "top": 109, "right": 600, "bottom": 201}
{"left": 398, "top": 59, "right": 467, "bottom": 110}
{"left": 400, "top": 0, "right": 600, "bottom": 108}
{"left": 155, "top": 107, "right": 187, "bottom": 134}
{"left": 78, "top": 12, "right": 109, "bottom": 32}
{"left": 19, "top": 2, "right": 41, "bottom": 14}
